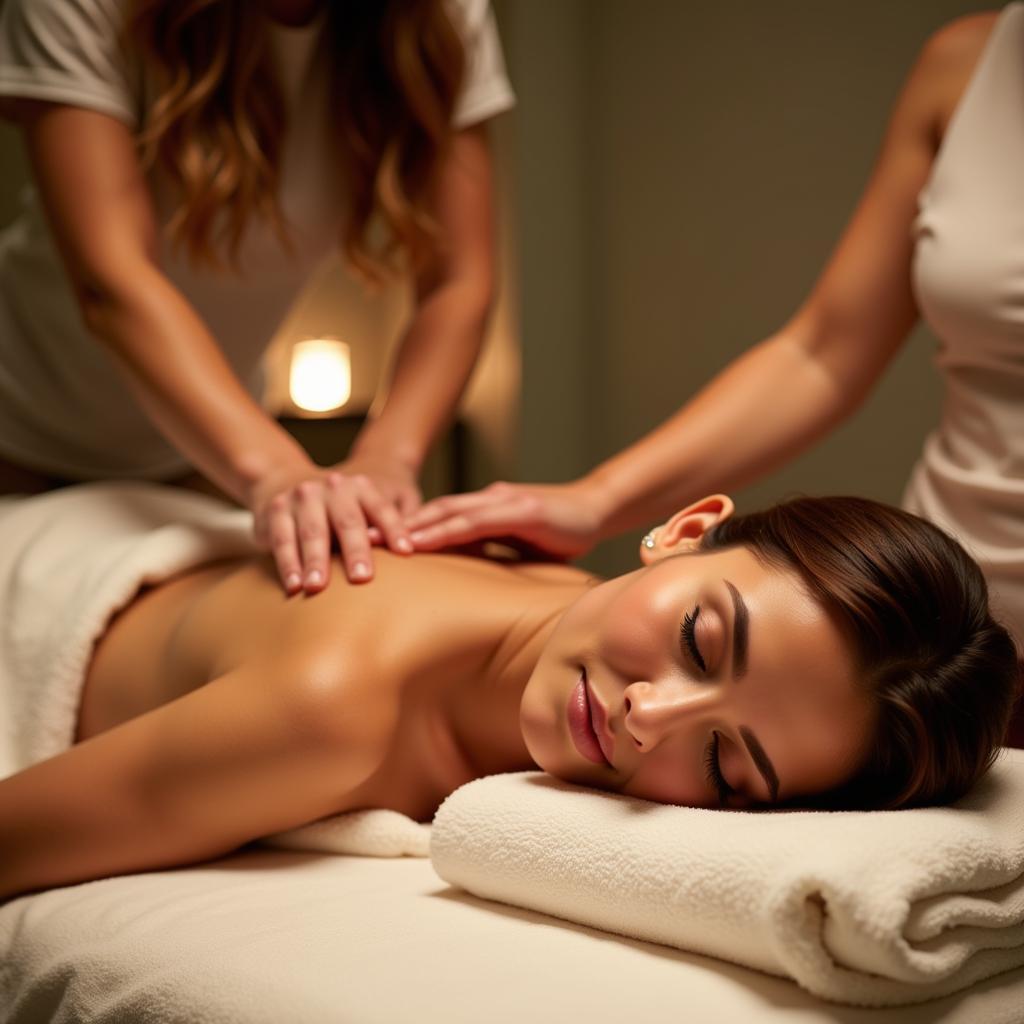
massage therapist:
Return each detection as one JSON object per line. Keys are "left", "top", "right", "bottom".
{"left": 0, "top": 0, "right": 512, "bottom": 593}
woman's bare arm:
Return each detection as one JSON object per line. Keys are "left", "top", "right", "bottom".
{"left": 335, "top": 123, "right": 499, "bottom": 581}
{"left": 17, "top": 101, "right": 410, "bottom": 593}
{"left": 0, "top": 655, "right": 390, "bottom": 901}
{"left": 351, "top": 124, "right": 497, "bottom": 476}
{"left": 406, "top": 17, "right": 992, "bottom": 554}
{"left": 20, "top": 104, "right": 315, "bottom": 518}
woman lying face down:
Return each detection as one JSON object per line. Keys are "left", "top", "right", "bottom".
{"left": 0, "top": 491, "right": 1016, "bottom": 900}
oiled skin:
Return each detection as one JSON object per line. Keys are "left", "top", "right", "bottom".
{"left": 1, "top": 549, "right": 592, "bottom": 901}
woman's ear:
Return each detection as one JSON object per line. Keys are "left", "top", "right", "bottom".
{"left": 639, "top": 494, "right": 735, "bottom": 565}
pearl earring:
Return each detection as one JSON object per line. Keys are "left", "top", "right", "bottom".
{"left": 641, "top": 532, "right": 656, "bottom": 550}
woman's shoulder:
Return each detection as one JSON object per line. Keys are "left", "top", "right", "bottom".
{"left": 899, "top": 9, "right": 1002, "bottom": 141}
{"left": 500, "top": 558, "right": 599, "bottom": 588}
{"left": 921, "top": 8, "right": 999, "bottom": 72}
{"left": 408, "top": 545, "right": 598, "bottom": 590}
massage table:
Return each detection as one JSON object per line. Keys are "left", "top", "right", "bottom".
{"left": 2, "top": 849, "right": 1023, "bottom": 1024}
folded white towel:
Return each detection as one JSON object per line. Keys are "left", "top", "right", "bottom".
{"left": 430, "top": 752, "right": 1024, "bottom": 1007}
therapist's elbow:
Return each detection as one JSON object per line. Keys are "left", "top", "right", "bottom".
{"left": 72, "top": 257, "right": 162, "bottom": 345}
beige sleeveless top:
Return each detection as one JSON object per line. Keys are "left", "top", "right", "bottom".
{"left": 907, "top": 2, "right": 1024, "bottom": 648}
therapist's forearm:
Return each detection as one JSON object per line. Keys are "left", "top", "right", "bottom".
{"left": 351, "top": 278, "right": 492, "bottom": 469}
{"left": 580, "top": 329, "right": 865, "bottom": 537}
{"left": 80, "top": 262, "right": 311, "bottom": 502}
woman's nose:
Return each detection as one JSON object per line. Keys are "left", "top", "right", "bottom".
{"left": 622, "top": 678, "right": 712, "bottom": 752}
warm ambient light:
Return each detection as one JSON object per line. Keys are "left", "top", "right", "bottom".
{"left": 289, "top": 338, "right": 352, "bottom": 413}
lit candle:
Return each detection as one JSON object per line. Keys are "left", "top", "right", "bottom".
{"left": 289, "top": 338, "right": 352, "bottom": 414}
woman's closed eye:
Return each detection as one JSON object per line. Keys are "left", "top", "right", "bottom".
{"left": 681, "top": 605, "right": 706, "bottom": 673}
{"left": 703, "top": 731, "right": 734, "bottom": 807}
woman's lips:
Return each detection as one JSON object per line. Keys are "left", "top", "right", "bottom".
{"left": 567, "top": 671, "right": 611, "bottom": 767}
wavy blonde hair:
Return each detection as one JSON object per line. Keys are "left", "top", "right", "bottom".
{"left": 130, "top": 0, "right": 465, "bottom": 279}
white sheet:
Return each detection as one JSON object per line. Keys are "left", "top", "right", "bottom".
{"left": 2, "top": 852, "right": 1022, "bottom": 1024}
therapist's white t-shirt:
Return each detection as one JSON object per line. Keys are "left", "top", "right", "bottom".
{"left": 0, "top": 0, "right": 514, "bottom": 478}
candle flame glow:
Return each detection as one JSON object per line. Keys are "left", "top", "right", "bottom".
{"left": 289, "top": 338, "right": 351, "bottom": 413}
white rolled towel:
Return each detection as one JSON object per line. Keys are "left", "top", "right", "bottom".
{"left": 430, "top": 749, "right": 1024, "bottom": 1007}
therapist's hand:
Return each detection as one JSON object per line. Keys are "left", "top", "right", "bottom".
{"left": 330, "top": 450, "right": 421, "bottom": 566}
{"left": 252, "top": 455, "right": 419, "bottom": 595}
{"left": 404, "top": 480, "right": 604, "bottom": 562}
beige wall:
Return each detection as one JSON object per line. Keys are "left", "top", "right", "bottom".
{"left": 500, "top": 0, "right": 995, "bottom": 576}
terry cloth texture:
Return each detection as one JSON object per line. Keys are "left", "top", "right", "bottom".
{"left": 430, "top": 756, "right": 1024, "bottom": 1007}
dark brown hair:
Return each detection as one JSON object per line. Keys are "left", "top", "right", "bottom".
{"left": 129, "top": 0, "right": 465, "bottom": 278}
{"left": 702, "top": 496, "right": 1019, "bottom": 809}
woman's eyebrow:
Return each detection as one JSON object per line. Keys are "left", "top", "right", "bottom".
{"left": 723, "top": 579, "right": 748, "bottom": 678}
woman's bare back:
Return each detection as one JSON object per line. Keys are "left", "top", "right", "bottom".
{"left": 78, "top": 549, "right": 591, "bottom": 819}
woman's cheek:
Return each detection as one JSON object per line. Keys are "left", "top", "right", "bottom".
{"left": 625, "top": 755, "right": 706, "bottom": 807}
{"left": 519, "top": 668, "right": 560, "bottom": 768}
{"left": 590, "top": 587, "right": 670, "bottom": 678}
